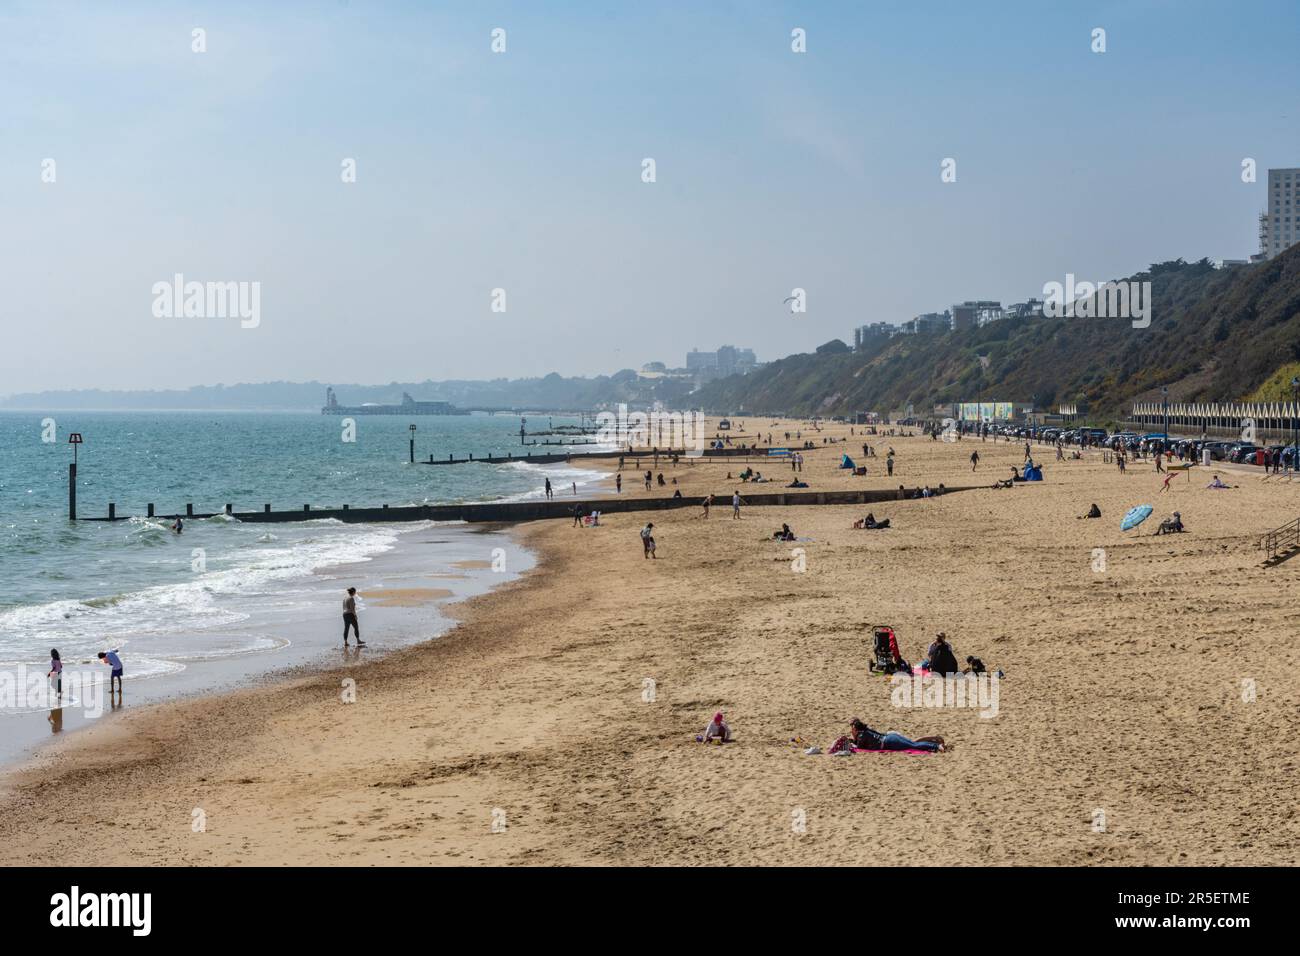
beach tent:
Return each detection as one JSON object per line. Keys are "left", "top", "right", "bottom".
{"left": 839, "top": 454, "right": 856, "bottom": 469}
{"left": 1023, "top": 465, "right": 1043, "bottom": 480}
{"left": 1121, "top": 504, "right": 1154, "bottom": 531}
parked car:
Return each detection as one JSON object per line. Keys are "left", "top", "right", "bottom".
{"left": 1205, "top": 441, "right": 1235, "bottom": 461}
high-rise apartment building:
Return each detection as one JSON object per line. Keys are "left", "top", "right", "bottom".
{"left": 1258, "top": 167, "right": 1299, "bottom": 260}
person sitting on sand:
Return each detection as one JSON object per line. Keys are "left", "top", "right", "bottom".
{"left": 831, "top": 718, "right": 945, "bottom": 754}
{"left": 1155, "top": 512, "right": 1185, "bottom": 535}
{"left": 1010, "top": 466, "right": 1023, "bottom": 482}
{"left": 964, "top": 655, "right": 986, "bottom": 675}
{"left": 925, "top": 632, "right": 960, "bottom": 676}
{"left": 698, "top": 712, "right": 732, "bottom": 744}
{"left": 1082, "top": 503, "right": 1102, "bottom": 519}
{"left": 773, "top": 523, "right": 796, "bottom": 541}
{"left": 786, "top": 479, "right": 808, "bottom": 488}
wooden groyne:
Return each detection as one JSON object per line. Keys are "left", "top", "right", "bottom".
{"left": 81, "top": 484, "right": 995, "bottom": 525}
{"left": 421, "top": 445, "right": 831, "bottom": 465}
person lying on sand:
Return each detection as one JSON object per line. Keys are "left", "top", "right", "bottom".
{"left": 830, "top": 718, "right": 945, "bottom": 754}
{"left": 1207, "top": 475, "right": 1234, "bottom": 489}
{"left": 697, "top": 712, "right": 732, "bottom": 744}
{"left": 852, "top": 513, "right": 891, "bottom": 529}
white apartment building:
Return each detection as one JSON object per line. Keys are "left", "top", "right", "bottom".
{"left": 1259, "top": 167, "right": 1300, "bottom": 260}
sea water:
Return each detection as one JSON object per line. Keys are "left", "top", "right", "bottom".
{"left": 0, "top": 411, "right": 608, "bottom": 759}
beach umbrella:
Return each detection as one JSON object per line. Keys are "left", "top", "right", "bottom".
{"left": 1121, "top": 504, "right": 1154, "bottom": 531}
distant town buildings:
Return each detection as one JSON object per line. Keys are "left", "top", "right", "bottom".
{"left": 1256, "top": 167, "right": 1299, "bottom": 261}
{"left": 636, "top": 346, "right": 760, "bottom": 386}
{"left": 683, "top": 345, "right": 757, "bottom": 383}
{"left": 852, "top": 298, "right": 1044, "bottom": 348}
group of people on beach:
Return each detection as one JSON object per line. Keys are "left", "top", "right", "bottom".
{"left": 47, "top": 648, "right": 125, "bottom": 699}
{"left": 696, "top": 629, "right": 991, "bottom": 755}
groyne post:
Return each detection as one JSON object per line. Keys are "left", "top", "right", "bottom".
{"left": 108, "top": 502, "right": 115, "bottom": 520}
{"left": 67, "top": 432, "right": 82, "bottom": 521}
{"left": 186, "top": 503, "right": 194, "bottom": 517}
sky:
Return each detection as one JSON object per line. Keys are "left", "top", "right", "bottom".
{"left": 1, "top": 0, "right": 1298, "bottom": 394}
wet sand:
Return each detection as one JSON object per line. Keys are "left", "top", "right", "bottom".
{"left": 2, "top": 421, "right": 1298, "bottom": 865}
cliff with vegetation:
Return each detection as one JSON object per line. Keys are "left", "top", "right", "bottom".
{"left": 694, "top": 247, "right": 1300, "bottom": 423}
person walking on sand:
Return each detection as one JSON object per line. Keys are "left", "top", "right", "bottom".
{"left": 343, "top": 587, "right": 366, "bottom": 647}
{"left": 644, "top": 470, "right": 652, "bottom": 491}
{"left": 640, "top": 522, "right": 656, "bottom": 559}
{"left": 886, "top": 456, "right": 894, "bottom": 477}
{"left": 970, "top": 450, "right": 980, "bottom": 471}
{"left": 47, "top": 648, "right": 63, "bottom": 699}
{"left": 732, "top": 491, "right": 743, "bottom": 519}
{"left": 544, "top": 477, "right": 553, "bottom": 500}
{"left": 1155, "top": 452, "right": 1164, "bottom": 473}
{"left": 615, "top": 473, "right": 622, "bottom": 494}
{"left": 98, "top": 648, "right": 124, "bottom": 693}
{"left": 701, "top": 493, "right": 712, "bottom": 519}
{"left": 1024, "top": 441, "right": 1032, "bottom": 462}
{"left": 1160, "top": 471, "right": 1175, "bottom": 493}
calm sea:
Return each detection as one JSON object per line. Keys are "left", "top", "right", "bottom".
{"left": 0, "top": 411, "right": 606, "bottom": 688}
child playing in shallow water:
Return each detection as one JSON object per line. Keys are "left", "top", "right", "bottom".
{"left": 47, "top": 649, "right": 63, "bottom": 699}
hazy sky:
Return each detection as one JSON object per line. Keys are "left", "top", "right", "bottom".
{"left": 2, "top": 0, "right": 1297, "bottom": 394}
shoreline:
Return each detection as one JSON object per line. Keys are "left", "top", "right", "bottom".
{"left": 2, "top": 424, "right": 1298, "bottom": 865}
{"left": 0, "top": 520, "right": 535, "bottom": 772}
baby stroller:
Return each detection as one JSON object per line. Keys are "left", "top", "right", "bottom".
{"left": 868, "top": 624, "right": 909, "bottom": 675}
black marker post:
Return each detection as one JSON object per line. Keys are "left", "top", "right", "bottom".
{"left": 67, "top": 432, "right": 82, "bottom": 521}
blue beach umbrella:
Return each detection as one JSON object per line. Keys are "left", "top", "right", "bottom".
{"left": 1121, "top": 504, "right": 1154, "bottom": 531}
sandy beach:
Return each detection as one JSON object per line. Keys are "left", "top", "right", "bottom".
{"left": 3, "top": 419, "right": 1298, "bottom": 866}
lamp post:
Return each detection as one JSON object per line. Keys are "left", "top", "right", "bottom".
{"left": 409, "top": 423, "right": 416, "bottom": 464}
{"left": 1291, "top": 377, "right": 1299, "bottom": 468}
{"left": 1161, "top": 387, "right": 1169, "bottom": 447}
